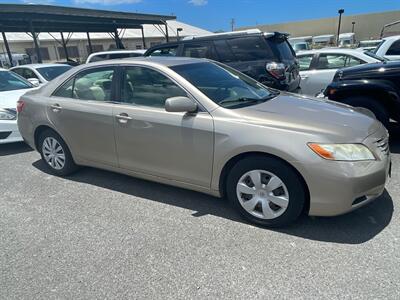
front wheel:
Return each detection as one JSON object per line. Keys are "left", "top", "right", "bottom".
{"left": 38, "top": 129, "right": 78, "bottom": 176}
{"left": 226, "top": 156, "right": 307, "bottom": 227}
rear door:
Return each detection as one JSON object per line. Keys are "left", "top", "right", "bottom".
{"left": 297, "top": 53, "right": 316, "bottom": 95}
{"left": 49, "top": 66, "right": 118, "bottom": 166}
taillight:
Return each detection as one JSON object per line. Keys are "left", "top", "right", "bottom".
{"left": 266, "top": 62, "right": 286, "bottom": 80}
{"left": 17, "top": 100, "right": 25, "bottom": 113}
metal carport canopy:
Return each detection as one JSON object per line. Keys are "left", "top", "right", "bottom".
{"left": 0, "top": 4, "right": 176, "bottom": 64}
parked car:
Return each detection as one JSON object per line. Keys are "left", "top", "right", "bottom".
{"left": 324, "top": 61, "right": 400, "bottom": 128}
{"left": 0, "top": 53, "right": 31, "bottom": 68}
{"left": 144, "top": 29, "right": 301, "bottom": 92}
{"left": 17, "top": 57, "right": 390, "bottom": 227}
{"left": 10, "top": 64, "right": 72, "bottom": 85}
{"left": 297, "top": 48, "right": 384, "bottom": 96}
{"left": 86, "top": 50, "right": 146, "bottom": 63}
{"left": 0, "top": 68, "right": 36, "bottom": 144}
{"left": 373, "top": 35, "right": 400, "bottom": 61}
{"left": 356, "top": 39, "right": 382, "bottom": 52}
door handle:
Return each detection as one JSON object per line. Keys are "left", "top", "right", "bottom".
{"left": 116, "top": 113, "right": 132, "bottom": 124}
{"left": 50, "top": 104, "right": 62, "bottom": 112}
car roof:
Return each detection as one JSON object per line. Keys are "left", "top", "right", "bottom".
{"left": 81, "top": 56, "right": 208, "bottom": 69}
{"left": 11, "top": 63, "right": 70, "bottom": 69}
{"left": 383, "top": 35, "right": 400, "bottom": 41}
{"left": 297, "top": 48, "right": 370, "bottom": 55}
{"left": 89, "top": 50, "right": 146, "bottom": 56}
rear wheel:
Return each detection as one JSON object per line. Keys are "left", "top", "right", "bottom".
{"left": 341, "top": 96, "right": 390, "bottom": 128}
{"left": 226, "top": 155, "right": 307, "bottom": 227}
{"left": 38, "top": 129, "right": 78, "bottom": 176}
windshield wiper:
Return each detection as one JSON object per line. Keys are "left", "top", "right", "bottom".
{"left": 219, "top": 93, "right": 279, "bottom": 106}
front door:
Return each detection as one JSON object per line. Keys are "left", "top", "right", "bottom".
{"left": 48, "top": 66, "right": 118, "bottom": 166}
{"left": 113, "top": 66, "right": 214, "bottom": 188}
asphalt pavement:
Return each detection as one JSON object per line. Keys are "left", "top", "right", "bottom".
{"left": 1, "top": 124, "right": 400, "bottom": 299}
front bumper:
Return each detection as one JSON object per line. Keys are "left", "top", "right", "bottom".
{"left": 0, "top": 120, "right": 23, "bottom": 144}
{"left": 300, "top": 128, "right": 391, "bottom": 217}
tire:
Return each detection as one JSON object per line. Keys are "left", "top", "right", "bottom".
{"left": 226, "top": 155, "right": 306, "bottom": 227}
{"left": 341, "top": 96, "right": 390, "bottom": 128}
{"left": 38, "top": 129, "right": 78, "bottom": 176}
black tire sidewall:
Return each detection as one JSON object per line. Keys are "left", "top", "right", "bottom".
{"left": 226, "top": 156, "right": 306, "bottom": 227}
{"left": 38, "top": 129, "right": 77, "bottom": 176}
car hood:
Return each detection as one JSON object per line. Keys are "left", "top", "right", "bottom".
{"left": 0, "top": 89, "right": 34, "bottom": 109}
{"left": 229, "top": 93, "right": 381, "bottom": 142}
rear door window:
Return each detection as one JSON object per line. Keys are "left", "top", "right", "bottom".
{"left": 297, "top": 55, "right": 314, "bottom": 71}
{"left": 182, "top": 43, "right": 213, "bottom": 59}
{"left": 270, "top": 39, "right": 295, "bottom": 61}
{"left": 226, "top": 36, "right": 274, "bottom": 61}
{"left": 148, "top": 46, "right": 179, "bottom": 57}
{"left": 316, "top": 54, "right": 347, "bottom": 69}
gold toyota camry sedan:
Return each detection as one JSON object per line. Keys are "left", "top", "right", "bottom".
{"left": 17, "top": 57, "right": 391, "bottom": 227}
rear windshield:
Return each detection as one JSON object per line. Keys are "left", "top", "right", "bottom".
{"left": 269, "top": 38, "right": 296, "bottom": 61}
{"left": 225, "top": 36, "right": 275, "bottom": 61}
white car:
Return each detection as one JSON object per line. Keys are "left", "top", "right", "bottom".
{"left": 373, "top": 35, "right": 400, "bottom": 61}
{"left": 10, "top": 64, "right": 72, "bottom": 86}
{"left": 0, "top": 69, "right": 36, "bottom": 144}
{"left": 86, "top": 50, "right": 146, "bottom": 64}
{"left": 356, "top": 39, "right": 382, "bottom": 52}
{"left": 297, "top": 49, "right": 383, "bottom": 96}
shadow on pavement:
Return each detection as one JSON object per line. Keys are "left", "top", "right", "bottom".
{"left": 0, "top": 142, "right": 33, "bottom": 157}
{"left": 32, "top": 159, "right": 393, "bottom": 245}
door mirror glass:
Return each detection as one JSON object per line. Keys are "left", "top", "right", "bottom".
{"left": 27, "top": 78, "right": 40, "bottom": 87}
{"left": 165, "top": 96, "right": 197, "bottom": 113}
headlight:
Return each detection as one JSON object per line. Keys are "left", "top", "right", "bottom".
{"left": 308, "top": 143, "right": 375, "bottom": 161}
{"left": 0, "top": 109, "right": 16, "bottom": 120}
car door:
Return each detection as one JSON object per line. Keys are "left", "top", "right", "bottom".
{"left": 49, "top": 66, "right": 118, "bottom": 166}
{"left": 302, "top": 53, "right": 348, "bottom": 96}
{"left": 113, "top": 65, "right": 214, "bottom": 188}
{"left": 297, "top": 54, "right": 316, "bottom": 95}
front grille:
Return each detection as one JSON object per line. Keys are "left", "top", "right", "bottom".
{"left": 0, "top": 131, "right": 12, "bottom": 140}
{"left": 374, "top": 136, "right": 390, "bottom": 155}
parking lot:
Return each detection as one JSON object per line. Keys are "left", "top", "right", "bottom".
{"left": 0, "top": 124, "right": 398, "bottom": 299}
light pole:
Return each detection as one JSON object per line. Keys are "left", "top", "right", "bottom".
{"left": 336, "top": 8, "right": 344, "bottom": 46}
{"left": 352, "top": 21, "right": 356, "bottom": 33}
{"left": 176, "top": 28, "right": 183, "bottom": 41}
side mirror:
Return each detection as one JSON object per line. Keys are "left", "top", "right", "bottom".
{"left": 27, "top": 78, "right": 40, "bottom": 87}
{"left": 165, "top": 96, "right": 198, "bottom": 113}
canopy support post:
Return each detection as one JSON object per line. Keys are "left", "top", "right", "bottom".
{"left": 60, "top": 32, "right": 69, "bottom": 61}
{"left": 87, "top": 32, "right": 93, "bottom": 54}
{"left": 30, "top": 23, "right": 42, "bottom": 63}
{"left": 141, "top": 26, "right": 146, "bottom": 49}
{"left": 1, "top": 32, "right": 13, "bottom": 67}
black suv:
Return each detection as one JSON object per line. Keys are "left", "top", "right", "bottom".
{"left": 144, "top": 30, "right": 300, "bottom": 92}
{"left": 324, "top": 61, "right": 400, "bottom": 128}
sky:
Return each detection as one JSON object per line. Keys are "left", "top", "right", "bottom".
{"left": 1, "top": 0, "right": 400, "bottom": 32}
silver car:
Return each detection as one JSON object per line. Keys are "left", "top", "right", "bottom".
{"left": 17, "top": 57, "right": 391, "bottom": 227}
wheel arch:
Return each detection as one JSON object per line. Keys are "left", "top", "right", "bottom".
{"left": 218, "top": 151, "right": 310, "bottom": 214}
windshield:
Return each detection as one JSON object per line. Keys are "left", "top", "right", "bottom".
{"left": 171, "top": 62, "right": 277, "bottom": 108}
{"left": 0, "top": 71, "right": 32, "bottom": 92}
{"left": 36, "top": 65, "right": 72, "bottom": 81}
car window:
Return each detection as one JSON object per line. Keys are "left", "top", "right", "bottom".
{"left": 12, "top": 68, "right": 25, "bottom": 77}
{"left": 89, "top": 54, "right": 108, "bottom": 63}
{"left": 316, "top": 54, "right": 347, "bottom": 69}
{"left": 121, "top": 66, "right": 186, "bottom": 108}
{"left": 386, "top": 40, "right": 400, "bottom": 55}
{"left": 53, "top": 67, "right": 115, "bottom": 101}
{"left": 182, "top": 43, "right": 211, "bottom": 58}
{"left": 345, "top": 56, "right": 363, "bottom": 67}
{"left": 213, "top": 40, "right": 235, "bottom": 63}
{"left": 297, "top": 55, "right": 314, "bottom": 71}
{"left": 148, "top": 46, "right": 178, "bottom": 57}
{"left": 36, "top": 66, "right": 72, "bottom": 81}
{"left": 108, "top": 52, "right": 142, "bottom": 60}
{"left": 0, "top": 71, "right": 32, "bottom": 91}
{"left": 23, "top": 68, "right": 39, "bottom": 80}
{"left": 271, "top": 38, "right": 295, "bottom": 61}
{"left": 226, "top": 36, "right": 274, "bottom": 61}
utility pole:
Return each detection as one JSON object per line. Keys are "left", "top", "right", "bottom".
{"left": 230, "top": 18, "right": 235, "bottom": 32}
{"left": 336, "top": 9, "right": 344, "bottom": 46}
{"left": 351, "top": 21, "right": 356, "bottom": 33}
